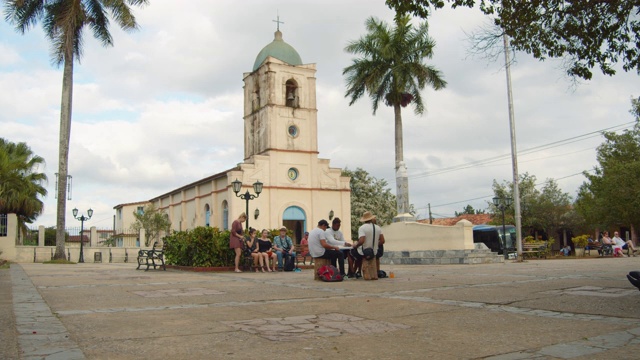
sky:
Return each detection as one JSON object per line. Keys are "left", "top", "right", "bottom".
{"left": 1, "top": 0, "right": 638, "bottom": 228}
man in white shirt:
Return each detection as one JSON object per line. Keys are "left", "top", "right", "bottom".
{"left": 612, "top": 231, "right": 637, "bottom": 257}
{"left": 308, "top": 219, "right": 346, "bottom": 276}
{"left": 325, "top": 218, "right": 352, "bottom": 276}
{"left": 351, "top": 211, "right": 385, "bottom": 279}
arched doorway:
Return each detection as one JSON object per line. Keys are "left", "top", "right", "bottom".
{"left": 283, "top": 206, "right": 306, "bottom": 244}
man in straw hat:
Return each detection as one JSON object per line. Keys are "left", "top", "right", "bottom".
{"left": 273, "top": 226, "right": 295, "bottom": 270}
{"left": 351, "top": 211, "right": 385, "bottom": 278}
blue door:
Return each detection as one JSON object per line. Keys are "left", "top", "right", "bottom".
{"left": 283, "top": 206, "right": 306, "bottom": 244}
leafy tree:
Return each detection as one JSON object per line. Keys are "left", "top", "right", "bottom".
{"left": 343, "top": 15, "right": 446, "bottom": 216}
{"left": 343, "top": 168, "right": 412, "bottom": 240}
{"left": 490, "top": 173, "right": 574, "bottom": 240}
{"left": 386, "top": 0, "right": 640, "bottom": 80}
{"left": 577, "top": 97, "right": 640, "bottom": 230}
{"left": 490, "top": 172, "right": 538, "bottom": 229}
{"left": 4, "top": 0, "right": 149, "bottom": 259}
{"left": 0, "top": 138, "right": 47, "bottom": 236}
{"left": 533, "top": 179, "right": 573, "bottom": 239}
{"left": 455, "top": 204, "right": 485, "bottom": 216}
{"left": 130, "top": 204, "right": 171, "bottom": 247}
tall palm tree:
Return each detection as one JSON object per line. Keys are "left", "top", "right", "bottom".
{"left": 4, "top": 0, "right": 148, "bottom": 259}
{"left": 343, "top": 15, "right": 446, "bottom": 217}
{"left": 0, "top": 138, "right": 47, "bottom": 237}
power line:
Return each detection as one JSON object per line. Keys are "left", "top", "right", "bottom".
{"left": 421, "top": 169, "right": 596, "bottom": 211}
{"left": 408, "top": 121, "right": 634, "bottom": 179}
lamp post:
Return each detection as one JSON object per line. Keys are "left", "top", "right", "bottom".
{"left": 72, "top": 208, "right": 93, "bottom": 263}
{"left": 493, "top": 196, "right": 512, "bottom": 260}
{"left": 231, "top": 179, "right": 263, "bottom": 230}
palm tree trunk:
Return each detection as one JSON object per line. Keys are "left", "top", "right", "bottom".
{"left": 54, "top": 51, "right": 74, "bottom": 260}
{"left": 394, "top": 104, "right": 410, "bottom": 216}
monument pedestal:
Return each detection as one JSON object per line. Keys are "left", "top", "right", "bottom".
{"left": 393, "top": 213, "right": 416, "bottom": 223}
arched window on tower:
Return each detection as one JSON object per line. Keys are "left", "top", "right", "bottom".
{"left": 285, "top": 79, "right": 299, "bottom": 108}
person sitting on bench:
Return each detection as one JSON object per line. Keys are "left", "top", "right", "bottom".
{"left": 308, "top": 220, "right": 347, "bottom": 277}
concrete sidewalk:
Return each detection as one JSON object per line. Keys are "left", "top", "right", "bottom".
{"left": 2, "top": 257, "right": 640, "bottom": 359}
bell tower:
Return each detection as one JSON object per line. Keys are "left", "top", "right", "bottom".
{"left": 242, "top": 29, "right": 318, "bottom": 160}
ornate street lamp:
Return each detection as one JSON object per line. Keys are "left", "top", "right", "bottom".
{"left": 231, "top": 179, "right": 263, "bottom": 230}
{"left": 492, "top": 196, "right": 512, "bottom": 260}
{"left": 72, "top": 208, "right": 93, "bottom": 263}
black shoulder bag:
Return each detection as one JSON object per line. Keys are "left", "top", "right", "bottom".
{"left": 362, "top": 224, "right": 376, "bottom": 260}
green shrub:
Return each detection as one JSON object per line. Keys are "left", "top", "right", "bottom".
{"left": 571, "top": 235, "right": 590, "bottom": 248}
{"left": 163, "top": 227, "right": 234, "bottom": 267}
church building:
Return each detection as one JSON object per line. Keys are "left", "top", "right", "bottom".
{"left": 114, "top": 28, "right": 351, "bottom": 244}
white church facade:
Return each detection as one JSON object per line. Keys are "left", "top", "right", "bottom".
{"left": 114, "top": 29, "right": 351, "bottom": 244}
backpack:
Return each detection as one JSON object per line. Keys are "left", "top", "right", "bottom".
{"left": 317, "top": 265, "right": 343, "bottom": 282}
{"left": 283, "top": 254, "right": 295, "bottom": 271}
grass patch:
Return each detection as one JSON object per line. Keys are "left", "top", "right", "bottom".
{"left": 0, "top": 260, "right": 10, "bottom": 269}
{"left": 43, "top": 259, "right": 77, "bottom": 265}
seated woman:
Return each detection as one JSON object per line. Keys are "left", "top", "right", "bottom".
{"left": 244, "top": 228, "right": 263, "bottom": 272}
{"left": 257, "top": 229, "right": 277, "bottom": 272}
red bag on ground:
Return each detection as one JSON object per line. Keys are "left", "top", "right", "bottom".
{"left": 317, "top": 265, "right": 343, "bottom": 282}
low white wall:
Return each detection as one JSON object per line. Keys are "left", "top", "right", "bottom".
{"left": 382, "top": 219, "right": 475, "bottom": 251}
{"left": 12, "top": 245, "right": 139, "bottom": 263}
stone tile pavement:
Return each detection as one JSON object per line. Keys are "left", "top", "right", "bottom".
{"left": 2, "top": 257, "right": 640, "bottom": 359}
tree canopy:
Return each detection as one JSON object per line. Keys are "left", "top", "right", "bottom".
{"left": 343, "top": 15, "right": 446, "bottom": 215}
{"left": 576, "top": 97, "right": 640, "bottom": 230}
{"left": 343, "top": 168, "right": 408, "bottom": 240}
{"left": 130, "top": 204, "right": 171, "bottom": 247}
{"left": 491, "top": 172, "right": 575, "bottom": 238}
{"left": 0, "top": 138, "right": 47, "bottom": 231}
{"left": 386, "top": 0, "right": 640, "bottom": 80}
{"left": 455, "top": 204, "right": 485, "bottom": 216}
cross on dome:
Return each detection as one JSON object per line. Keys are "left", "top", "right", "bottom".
{"left": 273, "top": 14, "right": 284, "bottom": 31}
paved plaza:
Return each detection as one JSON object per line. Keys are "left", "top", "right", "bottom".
{"left": 2, "top": 257, "right": 640, "bottom": 359}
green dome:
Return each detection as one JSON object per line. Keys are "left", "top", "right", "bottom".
{"left": 253, "top": 30, "right": 302, "bottom": 71}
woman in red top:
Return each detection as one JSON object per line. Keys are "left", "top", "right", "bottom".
{"left": 230, "top": 213, "right": 247, "bottom": 272}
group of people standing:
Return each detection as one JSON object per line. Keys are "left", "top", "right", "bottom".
{"left": 228, "top": 210, "right": 386, "bottom": 278}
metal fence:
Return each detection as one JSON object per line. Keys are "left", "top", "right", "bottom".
{"left": 21, "top": 226, "right": 139, "bottom": 247}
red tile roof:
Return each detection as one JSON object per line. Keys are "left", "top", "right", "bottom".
{"left": 418, "top": 214, "right": 493, "bottom": 226}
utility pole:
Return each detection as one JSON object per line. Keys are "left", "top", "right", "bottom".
{"left": 503, "top": 34, "right": 523, "bottom": 261}
{"left": 428, "top": 203, "right": 433, "bottom": 224}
